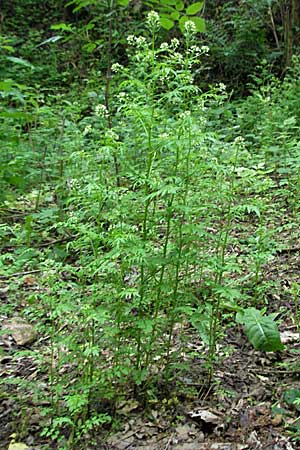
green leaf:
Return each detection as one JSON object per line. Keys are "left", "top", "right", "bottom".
{"left": 117, "top": 0, "right": 129, "bottom": 6}
{"left": 190, "top": 16, "right": 206, "bottom": 31}
{"left": 175, "top": 0, "right": 184, "bottom": 11}
{"left": 160, "top": 17, "right": 175, "bottom": 30}
{"left": 189, "top": 305, "right": 212, "bottom": 345}
{"left": 179, "top": 15, "right": 206, "bottom": 32}
{"left": 170, "top": 11, "right": 180, "bottom": 20}
{"left": 283, "top": 389, "right": 300, "bottom": 411}
{"left": 6, "top": 56, "right": 34, "bottom": 69}
{"left": 82, "top": 42, "right": 97, "bottom": 53}
{"left": 51, "top": 23, "right": 73, "bottom": 32}
{"left": 0, "top": 110, "right": 29, "bottom": 119}
{"left": 0, "top": 80, "right": 14, "bottom": 92}
{"left": 237, "top": 308, "right": 284, "bottom": 352}
{"left": 186, "top": 1, "right": 203, "bottom": 15}
{"left": 37, "top": 35, "right": 63, "bottom": 47}
{"left": 160, "top": 0, "right": 178, "bottom": 4}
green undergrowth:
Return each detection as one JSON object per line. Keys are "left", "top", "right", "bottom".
{"left": 1, "top": 16, "right": 300, "bottom": 449}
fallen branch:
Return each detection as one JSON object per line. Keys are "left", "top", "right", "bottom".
{"left": 0, "top": 269, "right": 42, "bottom": 280}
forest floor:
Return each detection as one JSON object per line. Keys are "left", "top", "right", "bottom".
{"left": 1, "top": 215, "right": 300, "bottom": 450}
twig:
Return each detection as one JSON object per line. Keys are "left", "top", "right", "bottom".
{"left": 268, "top": 6, "right": 280, "bottom": 50}
{"left": 37, "top": 235, "right": 78, "bottom": 248}
{"left": 0, "top": 269, "right": 41, "bottom": 280}
{"left": 164, "top": 434, "right": 174, "bottom": 450}
{"left": 275, "top": 246, "right": 300, "bottom": 254}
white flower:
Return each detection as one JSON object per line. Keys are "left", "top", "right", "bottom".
{"left": 171, "top": 52, "right": 184, "bottom": 64}
{"left": 83, "top": 125, "right": 92, "bottom": 135}
{"left": 146, "top": 10, "right": 160, "bottom": 30}
{"left": 234, "top": 136, "right": 245, "bottom": 145}
{"left": 127, "top": 35, "right": 136, "bottom": 45}
{"left": 135, "top": 36, "right": 147, "bottom": 48}
{"left": 189, "top": 45, "right": 201, "bottom": 55}
{"left": 201, "top": 45, "right": 209, "bottom": 53}
{"left": 105, "top": 129, "right": 119, "bottom": 141}
{"left": 160, "top": 42, "right": 169, "bottom": 51}
{"left": 95, "top": 104, "right": 108, "bottom": 118}
{"left": 218, "top": 83, "right": 226, "bottom": 92}
{"left": 159, "top": 133, "right": 169, "bottom": 139}
{"left": 68, "top": 178, "right": 80, "bottom": 189}
{"left": 170, "top": 38, "right": 180, "bottom": 49}
{"left": 184, "top": 21, "right": 197, "bottom": 35}
{"left": 179, "top": 110, "right": 191, "bottom": 119}
{"left": 198, "top": 116, "right": 207, "bottom": 127}
{"left": 111, "top": 63, "right": 123, "bottom": 73}
{"left": 147, "top": 10, "right": 160, "bottom": 23}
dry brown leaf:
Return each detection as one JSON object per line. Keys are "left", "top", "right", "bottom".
{"left": 188, "top": 409, "right": 222, "bottom": 424}
{"left": 280, "top": 330, "right": 300, "bottom": 344}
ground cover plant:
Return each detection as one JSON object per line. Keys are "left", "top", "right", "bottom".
{"left": 1, "top": 4, "right": 300, "bottom": 450}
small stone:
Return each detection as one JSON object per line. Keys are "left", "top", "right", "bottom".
{"left": 8, "top": 443, "right": 29, "bottom": 450}
{"left": 2, "top": 317, "right": 37, "bottom": 346}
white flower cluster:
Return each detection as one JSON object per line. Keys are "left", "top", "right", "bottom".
{"left": 95, "top": 104, "right": 108, "bottom": 118}
{"left": 111, "top": 63, "right": 123, "bottom": 73}
{"left": 160, "top": 42, "right": 169, "bottom": 52}
{"left": 188, "top": 45, "right": 209, "bottom": 57}
{"left": 234, "top": 136, "right": 245, "bottom": 146}
{"left": 105, "top": 129, "right": 119, "bottom": 141}
{"left": 159, "top": 132, "right": 169, "bottom": 139}
{"left": 218, "top": 83, "right": 226, "bottom": 92}
{"left": 170, "top": 38, "right": 180, "bottom": 49}
{"left": 146, "top": 10, "right": 160, "bottom": 29}
{"left": 83, "top": 124, "right": 92, "bottom": 136}
{"left": 118, "top": 91, "right": 129, "bottom": 101}
{"left": 127, "top": 35, "right": 147, "bottom": 49}
{"left": 184, "top": 21, "right": 197, "bottom": 35}
{"left": 179, "top": 110, "right": 191, "bottom": 119}
{"left": 159, "top": 66, "right": 172, "bottom": 82}
{"left": 170, "top": 52, "right": 184, "bottom": 65}
{"left": 127, "top": 35, "right": 135, "bottom": 45}
{"left": 68, "top": 178, "right": 80, "bottom": 189}
{"left": 198, "top": 116, "right": 207, "bottom": 127}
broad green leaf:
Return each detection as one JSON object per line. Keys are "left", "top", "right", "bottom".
{"left": 2, "top": 44, "right": 14, "bottom": 52}
{"left": 190, "top": 16, "right": 206, "bottom": 31}
{"left": 0, "top": 80, "right": 14, "bottom": 91}
{"left": 6, "top": 56, "right": 34, "bottom": 69}
{"left": 51, "top": 23, "right": 73, "bottom": 32}
{"left": 160, "top": 17, "right": 175, "bottom": 30}
{"left": 179, "top": 15, "right": 189, "bottom": 31}
{"left": 170, "top": 11, "right": 180, "bottom": 20}
{"left": 85, "top": 22, "right": 95, "bottom": 30}
{"left": 283, "top": 389, "right": 300, "bottom": 411}
{"left": 0, "top": 111, "right": 29, "bottom": 119}
{"left": 72, "top": 0, "right": 96, "bottom": 12}
{"left": 82, "top": 42, "right": 97, "bottom": 53}
{"left": 186, "top": 1, "right": 203, "bottom": 15}
{"left": 160, "top": 0, "right": 178, "bottom": 4}
{"left": 175, "top": 0, "right": 184, "bottom": 11}
{"left": 179, "top": 15, "right": 205, "bottom": 32}
{"left": 117, "top": 0, "right": 129, "bottom": 5}
{"left": 237, "top": 307, "right": 284, "bottom": 352}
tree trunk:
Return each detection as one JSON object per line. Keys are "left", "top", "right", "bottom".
{"left": 283, "top": 0, "right": 300, "bottom": 69}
